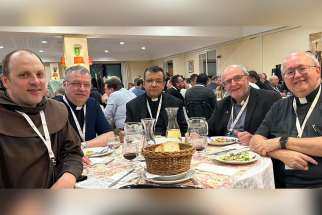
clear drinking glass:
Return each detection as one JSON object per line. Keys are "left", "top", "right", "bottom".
{"left": 124, "top": 122, "right": 144, "bottom": 162}
{"left": 107, "top": 136, "right": 121, "bottom": 149}
{"left": 187, "top": 117, "right": 208, "bottom": 154}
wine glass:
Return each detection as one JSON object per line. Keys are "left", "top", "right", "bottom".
{"left": 123, "top": 122, "right": 144, "bottom": 163}
{"left": 122, "top": 138, "right": 139, "bottom": 163}
{"left": 187, "top": 117, "right": 208, "bottom": 155}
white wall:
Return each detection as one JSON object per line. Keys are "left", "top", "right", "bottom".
{"left": 152, "top": 26, "right": 322, "bottom": 78}
{"left": 127, "top": 61, "right": 151, "bottom": 83}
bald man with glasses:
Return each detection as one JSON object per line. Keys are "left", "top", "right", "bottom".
{"left": 208, "top": 64, "right": 281, "bottom": 145}
{"left": 250, "top": 52, "right": 322, "bottom": 188}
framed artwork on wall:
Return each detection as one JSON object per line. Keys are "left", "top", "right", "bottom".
{"left": 188, "top": 60, "right": 194, "bottom": 73}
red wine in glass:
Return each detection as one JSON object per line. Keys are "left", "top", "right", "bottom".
{"left": 196, "top": 146, "right": 205, "bottom": 151}
{"left": 123, "top": 152, "right": 138, "bottom": 160}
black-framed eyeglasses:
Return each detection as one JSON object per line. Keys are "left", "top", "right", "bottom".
{"left": 67, "top": 81, "right": 91, "bottom": 89}
{"left": 222, "top": 75, "right": 247, "bottom": 86}
{"left": 283, "top": 65, "right": 317, "bottom": 79}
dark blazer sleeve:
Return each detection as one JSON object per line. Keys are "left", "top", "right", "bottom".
{"left": 207, "top": 98, "right": 231, "bottom": 136}
{"left": 208, "top": 90, "right": 217, "bottom": 111}
{"left": 126, "top": 100, "right": 135, "bottom": 123}
{"left": 244, "top": 89, "right": 281, "bottom": 134}
{"left": 176, "top": 99, "right": 188, "bottom": 135}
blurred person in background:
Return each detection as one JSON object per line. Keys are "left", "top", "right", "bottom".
{"left": 103, "top": 76, "right": 136, "bottom": 129}
{"left": 131, "top": 78, "right": 145, "bottom": 97}
{"left": 248, "top": 70, "right": 274, "bottom": 90}
{"left": 90, "top": 78, "right": 103, "bottom": 106}
{"left": 185, "top": 73, "right": 217, "bottom": 120}
{"left": 166, "top": 74, "right": 185, "bottom": 102}
{"left": 190, "top": 73, "right": 198, "bottom": 87}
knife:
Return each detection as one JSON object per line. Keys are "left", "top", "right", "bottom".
{"left": 108, "top": 168, "right": 135, "bottom": 188}
{"left": 208, "top": 146, "right": 249, "bottom": 155}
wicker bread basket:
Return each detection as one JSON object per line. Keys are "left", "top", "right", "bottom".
{"left": 142, "top": 143, "right": 194, "bottom": 175}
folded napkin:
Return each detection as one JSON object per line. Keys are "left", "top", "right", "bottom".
{"left": 89, "top": 157, "right": 113, "bottom": 165}
{"left": 76, "top": 170, "right": 138, "bottom": 189}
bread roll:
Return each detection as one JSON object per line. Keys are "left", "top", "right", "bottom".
{"left": 155, "top": 142, "right": 180, "bottom": 152}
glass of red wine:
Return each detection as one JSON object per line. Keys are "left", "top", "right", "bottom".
{"left": 122, "top": 138, "right": 139, "bottom": 166}
{"left": 123, "top": 122, "right": 143, "bottom": 165}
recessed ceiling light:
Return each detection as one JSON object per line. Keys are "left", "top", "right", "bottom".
{"left": 141, "top": 46, "right": 146, "bottom": 50}
{"left": 104, "top": 50, "right": 109, "bottom": 53}
{"left": 41, "top": 40, "right": 48, "bottom": 44}
{"left": 39, "top": 50, "right": 44, "bottom": 53}
{"left": 0, "top": 46, "right": 4, "bottom": 49}
{"left": 119, "top": 41, "right": 125, "bottom": 45}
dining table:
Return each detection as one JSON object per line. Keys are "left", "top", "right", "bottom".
{"left": 76, "top": 138, "right": 275, "bottom": 189}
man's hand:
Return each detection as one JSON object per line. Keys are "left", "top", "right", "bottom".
{"left": 51, "top": 172, "right": 76, "bottom": 189}
{"left": 250, "top": 137, "right": 281, "bottom": 156}
{"left": 271, "top": 150, "right": 318, "bottom": 171}
{"left": 236, "top": 131, "right": 253, "bottom": 145}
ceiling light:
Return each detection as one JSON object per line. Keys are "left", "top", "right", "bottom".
{"left": 0, "top": 46, "right": 4, "bottom": 49}
{"left": 119, "top": 41, "right": 125, "bottom": 45}
{"left": 39, "top": 50, "right": 44, "bottom": 53}
{"left": 141, "top": 46, "right": 146, "bottom": 50}
{"left": 41, "top": 40, "right": 48, "bottom": 44}
{"left": 104, "top": 50, "right": 109, "bottom": 53}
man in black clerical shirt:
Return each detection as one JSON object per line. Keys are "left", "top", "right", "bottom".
{"left": 250, "top": 52, "right": 322, "bottom": 188}
{"left": 126, "top": 66, "right": 187, "bottom": 136}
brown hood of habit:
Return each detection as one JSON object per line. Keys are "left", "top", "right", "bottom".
{"left": 0, "top": 89, "right": 68, "bottom": 137}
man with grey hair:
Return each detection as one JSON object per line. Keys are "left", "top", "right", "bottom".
{"left": 269, "top": 75, "right": 284, "bottom": 94}
{"left": 55, "top": 65, "right": 114, "bottom": 149}
{"left": 208, "top": 64, "right": 281, "bottom": 145}
{"left": 103, "top": 76, "right": 136, "bottom": 129}
{"left": 250, "top": 52, "right": 322, "bottom": 188}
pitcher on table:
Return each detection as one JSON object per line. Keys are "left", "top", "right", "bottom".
{"left": 165, "top": 107, "right": 181, "bottom": 139}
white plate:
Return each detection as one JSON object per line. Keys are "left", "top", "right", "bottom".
{"left": 83, "top": 147, "right": 114, "bottom": 158}
{"left": 208, "top": 136, "right": 239, "bottom": 146}
{"left": 212, "top": 151, "right": 259, "bottom": 165}
{"left": 144, "top": 170, "right": 188, "bottom": 181}
{"left": 143, "top": 170, "right": 194, "bottom": 184}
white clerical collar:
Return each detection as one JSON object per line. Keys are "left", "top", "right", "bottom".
{"left": 298, "top": 97, "right": 308, "bottom": 104}
{"left": 151, "top": 98, "right": 159, "bottom": 102}
{"left": 75, "top": 106, "right": 83, "bottom": 110}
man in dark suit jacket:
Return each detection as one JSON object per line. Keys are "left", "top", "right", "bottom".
{"left": 185, "top": 73, "right": 217, "bottom": 119}
{"left": 208, "top": 65, "right": 281, "bottom": 144}
{"left": 126, "top": 66, "right": 187, "bottom": 136}
{"left": 166, "top": 74, "right": 185, "bottom": 102}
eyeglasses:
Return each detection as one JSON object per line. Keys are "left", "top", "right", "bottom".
{"left": 68, "top": 81, "right": 91, "bottom": 89}
{"left": 283, "top": 65, "right": 317, "bottom": 79}
{"left": 222, "top": 75, "right": 247, "bottom": 86}
{"left": 144, "top": 79, "right": 164, "bottom": 85}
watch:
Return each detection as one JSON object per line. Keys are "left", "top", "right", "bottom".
{"left": 279, "top": 136, "right": 288, "bottom": 149}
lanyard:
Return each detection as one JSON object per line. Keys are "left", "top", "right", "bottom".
{"left": 146, "top": 94, "right": 162, "bottom": 131}
{"left": 16, "top": 110, "right": 56, "bottom": 165}
{"left": 293, "top": 85, "right": 321, "bottom": 138}
{"left": 229, "top": 96, "right": 249, "bottom": 132}
{"left": 63, "top": 96, "right": 86, "bottom": 141}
